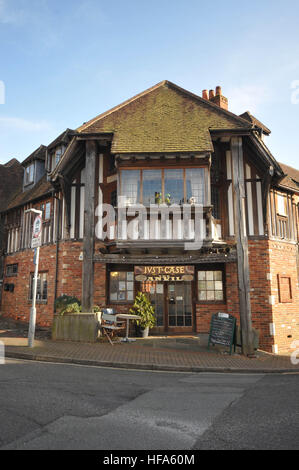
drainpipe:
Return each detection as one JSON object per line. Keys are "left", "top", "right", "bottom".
{"left": 53, "top": 192, "right": 61, "bottom": 312}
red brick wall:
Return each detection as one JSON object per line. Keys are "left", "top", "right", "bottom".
{"left": 268, "top": 240, "right": 299, "bottom": 353}
{"left": 1, "top": 245, "right": 57, "bottom": 327}
{"left": 1, "top": 241, "right": 83, "bottom": 327}
{"left": 195, "top": 240, "right": 297, "bottom": 354}
{"left": 195, "top": 262, "right": 240, "bottom": 332}
{"left": 1, "top": 237, "right": 298, "bottom": 353}
{"left": 248, "top": 240, "right": 274, "bottom": 352}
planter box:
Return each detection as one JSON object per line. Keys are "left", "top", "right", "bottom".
{"left": 52, "top": 313, "right": 100, "bottom": 343}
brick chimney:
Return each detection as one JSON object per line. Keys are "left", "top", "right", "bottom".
{"left": 209, "top": 86, "right": 228, "bottom": 110}
{"left": 202, "top": 89, "right": 209, "bottom": 100}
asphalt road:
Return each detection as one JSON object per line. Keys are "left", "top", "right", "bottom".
{"left": 0, "top": 359, "right": 298, "bottom": 450}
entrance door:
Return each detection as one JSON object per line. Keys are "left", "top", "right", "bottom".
{"left": 140, "top": 281, "right": 193, "bottom": 333}
{"left": 167, "top": 282, "right": 192, "bottom": 329}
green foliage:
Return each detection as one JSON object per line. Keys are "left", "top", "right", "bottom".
{"left": 155, "top": 192, "right": 162, "bottom": 204}
{"left": 55, "top": 295, "right": 81, "bottom": 315}
{"left": 165, "top": 193, "right": 171, "bottom": 205}
{"left": 92, "top": 305, "right": 101, "bottom": 313}
{"left": 60, "top": 302, "right": 81, "bottom": 315}
{"left": 130, "top": 292, "right": 156, "bottom": 329}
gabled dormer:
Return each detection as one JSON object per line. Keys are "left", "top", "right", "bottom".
{"left": 22, "top": 145, "right": 47, "bottom": 191}
{"left": 46, "top": 128, "right": 74, "bottom": 176}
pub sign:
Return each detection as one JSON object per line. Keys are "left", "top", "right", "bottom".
{"left": 134, "top": 266, "right": 194, "bottom": 282}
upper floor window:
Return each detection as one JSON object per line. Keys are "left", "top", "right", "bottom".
{"left": 40, "top": 201, "right": 51, "bottom": 220}
{"left": 120, "top": 168, "right": 206, "bottom": 206}
{"left": 24, "top": 163, "right": 34, "bottom": 186}
{"left": 51, "top": 146, "right": 65, "bottom": 171}
{"left": 277, "top": 194, "right": 287, "bottom": 217}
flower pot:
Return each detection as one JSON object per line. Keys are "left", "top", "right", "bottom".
{"left": 141, "top": 326, "right": 149, "bottom": 338}
{"left": 135, "top": 323, "right": 142, "bottom": 338}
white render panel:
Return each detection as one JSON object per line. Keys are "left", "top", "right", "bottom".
{"left": 226, "top": 151, "right": 234, "bottom": 236}
{"left": 79, "top": 186, "right": 85, "bottom": 239}
{"left": 70, "top": 186, "right": 76, "bottom": 239}
{"left": 246, "top": 164, "right": 254, "bottom": 236}
{"left": 256, "top": 181, "right": 264, "bottom": 235}
{"left": 99, "top": 153, "right": 104, "bottom": 184}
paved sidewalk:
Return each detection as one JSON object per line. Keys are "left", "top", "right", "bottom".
{"left": 1, "top": 335, "right": 299, "bottom": 373}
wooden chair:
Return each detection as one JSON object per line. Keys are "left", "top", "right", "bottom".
{"left": 100, "top": 311, "right": 125, "bottom": 345}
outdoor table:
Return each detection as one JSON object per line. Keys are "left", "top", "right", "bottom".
{"left": 115, "top": 313, "right": 141, "bottom": 343}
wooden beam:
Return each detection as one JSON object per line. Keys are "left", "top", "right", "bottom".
{"left": 231, "top": 137, "right": 254, "bottom": 356}
{"left": 82, "top": 140, "right": 97, "bottom": 312}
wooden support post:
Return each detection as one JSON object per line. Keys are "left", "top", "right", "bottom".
{"left": 82, "top": 140, "right": 97, "bottom": 312}
{"left": 231, "top": 137, "right": 254, "bottom": 356}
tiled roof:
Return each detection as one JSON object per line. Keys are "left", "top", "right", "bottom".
{"left": 22, "top": 145, "right": 47, "bottom": 166}
{"left": 0, "top": 159, "right": 23, "bottom": 212}
{"left": 5, "top": 175, "right": 53, "bottom": 211}
{"left": 47, "top": 128, "right": 74, "bottom": 151}
{"left": 279, "top": 163, "right": 299, "bottom": 192}
{"left": 239, "top": 111, "right": 271, "bottom": 135}
{"left": 78, "top": 80, "right": 253, "bottom": 154}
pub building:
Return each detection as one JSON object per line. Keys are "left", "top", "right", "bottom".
{"left": 1, "top": 81, "right": 298, "bottom": 354}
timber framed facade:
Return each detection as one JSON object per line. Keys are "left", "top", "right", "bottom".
{"left": 1, "top": 80, "right": 298, "bottom": 354}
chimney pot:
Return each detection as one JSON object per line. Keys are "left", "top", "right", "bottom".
{"left": 209, "top": 89, "right": 215, "bottom": 100}
{"left": 202, "top": 89, "right": 209, "bottom": 100}
{"left": 209, "top": 86, "right": 228, "bottom": 110}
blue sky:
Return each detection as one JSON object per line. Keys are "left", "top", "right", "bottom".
{"left": 0, "top": 0, "right": 299, "bottom": 168}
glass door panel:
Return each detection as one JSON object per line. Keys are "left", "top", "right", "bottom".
{"left": 141, "top": 281, "right": 164, "bottom": 327}
{"left": 168, "top": 282, "right": 192, "bottom": 327}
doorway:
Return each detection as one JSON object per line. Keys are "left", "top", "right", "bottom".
{"left": 140, "top": 281, "right": 193, "bottom": 333}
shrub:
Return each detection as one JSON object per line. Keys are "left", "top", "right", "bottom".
{"left": 55, "top": 295, "right": 81, "bottom": 315}
{"left": 130, "top": 292, "right": 156, "bottom": 329}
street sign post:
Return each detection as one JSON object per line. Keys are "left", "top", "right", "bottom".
{"left": 27, "top": 211, "right": 42, "bottom": 348}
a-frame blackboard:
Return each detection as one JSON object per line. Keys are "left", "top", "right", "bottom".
{"left": 208, "top": 313, "right": 236, "bottom": 355}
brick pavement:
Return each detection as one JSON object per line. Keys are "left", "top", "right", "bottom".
{"left": 1, "top": 336, "right": 299, "bottom": 373}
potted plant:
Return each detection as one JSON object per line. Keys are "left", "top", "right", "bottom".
{"left": 165, "top": 193, "right": 171, "bottom": 205}
{"left": 130, "top": 292, "right": 156, "bottom": 338}
{"left": 155, "top": 192, "right": 162, "bottom": 205}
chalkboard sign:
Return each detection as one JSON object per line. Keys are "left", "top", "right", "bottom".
{"left": 208, "top": 313, "right": 236, "bottom": 354}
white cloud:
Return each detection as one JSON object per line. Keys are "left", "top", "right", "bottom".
{"left": 227, "top": 85, "right": 271, "bottom": 115}
{"left": 0, "top": 116, "right": 53, "bottom": 132}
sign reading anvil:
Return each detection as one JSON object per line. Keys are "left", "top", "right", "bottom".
{"left": 134, "top": 266, "right": 194, "bottom": 282}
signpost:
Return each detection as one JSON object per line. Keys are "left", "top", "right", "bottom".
{"left": 26, "top": 210, "right": 42, "bottom": 348}
{"left": 208, "top": 312, "right": 236, "bottom": 355}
